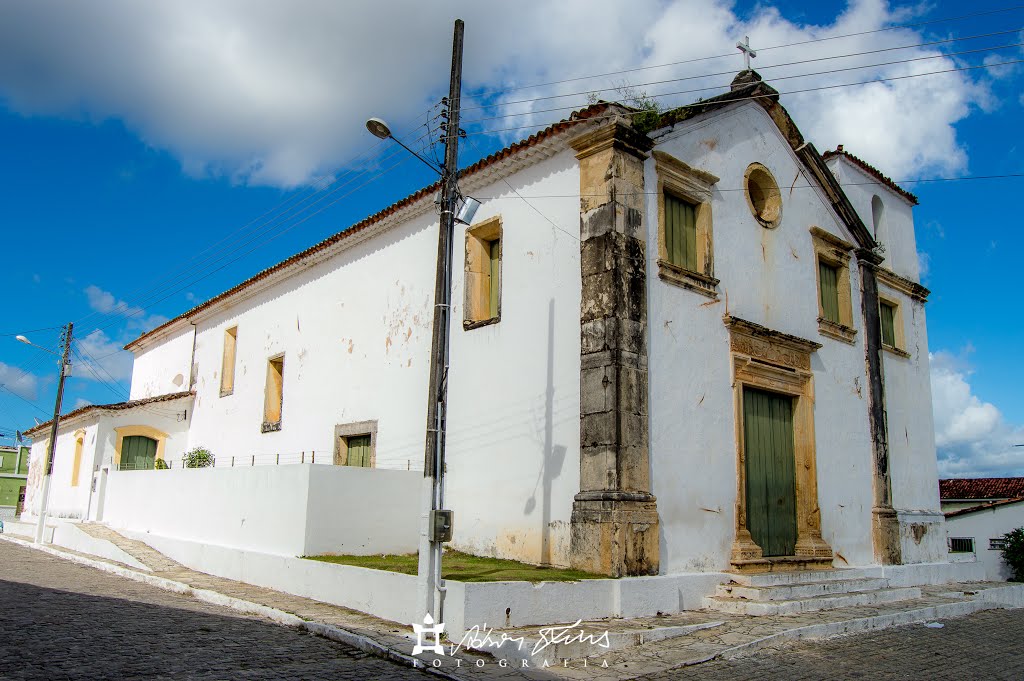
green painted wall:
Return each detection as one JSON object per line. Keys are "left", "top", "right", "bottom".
{"left": 0, "top": 446, "right": 29, "bottom": 509}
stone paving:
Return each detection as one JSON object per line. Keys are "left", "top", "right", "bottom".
{"left": 0, "top": 540, "right": 431, "bottom": 681}
{"left": 3, "top": 525, "right": 1024, "bottom": 681}
{"left": 638, "top": 608, "right": 1024, "bottom": 680}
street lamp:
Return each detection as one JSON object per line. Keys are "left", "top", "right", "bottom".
{"left": 17, "top": 325, "right": 73, "bottom": 543}
{"left": 365, "top": 19, "right": 466, "bottom": 625}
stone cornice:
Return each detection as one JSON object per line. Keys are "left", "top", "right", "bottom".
{"left": 876, "top": 267, "right": 930, "bottom": 303}
{"left": 569, "top": 120, "right": 655, "bottom": 161}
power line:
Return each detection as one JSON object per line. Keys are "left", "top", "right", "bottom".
{"left": 462, "top": 44, "right": 1023, "bottom": 126}
{"left": 86, "top": 151, "right": 423, "bottom": 338}
{"left": 471, "top": 4, "right": 1024, "bottom": 99}
{"left": 461, "top": 57, "right": 1024, "bottom": 139}
{"left": 73, "top": 112, "right": 444, "bottom": 332}
{"left": 461, "top": 28, "right": 1023, "bottom": 115}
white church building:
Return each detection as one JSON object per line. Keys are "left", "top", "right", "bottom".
{"left": 24, "top": 71, "right": 953, "bottom": 587}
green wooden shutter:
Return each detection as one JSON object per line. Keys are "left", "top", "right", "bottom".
{"left": 664, "top": 193, "right": 697, "bottom": 271}
{"left": 122, "top": 436, "right": 157, "bottom": 470}
{"left": 880, "top": 302, "right": 896, "bottom": 347}
{"left": 818, "top": 261, "right": 841, "bottom": 324}
{"left": 346, "top": 435, "right": 372, "bottom": 467}
{"left": 488, "top": 238, "right": 500, "bottom": 319}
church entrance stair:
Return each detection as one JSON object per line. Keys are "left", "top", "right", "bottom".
{"left": 705, "top": 567, "right": 922, "bottom": 616}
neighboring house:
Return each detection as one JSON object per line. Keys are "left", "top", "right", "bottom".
{"left": 945, "top": 498, "right": 1024, "bottom": 581}
{"left": 0, "top": 444, "right": 30, "bottom": 521}
{"left": 24, "top": 70, "right": 948, "bottom": 579}
{"left": 23, "top": 393, "right": 192, "bottom": 521}
{"left": 940, "top": 478, "right": 1024, "bottom": 512}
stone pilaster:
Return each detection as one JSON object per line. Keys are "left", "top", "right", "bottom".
{"left": 856, "top": 248, "right": 902, "bottom": 565}
{"left": 569, "top": 119, "right": 659, "bottom": 577}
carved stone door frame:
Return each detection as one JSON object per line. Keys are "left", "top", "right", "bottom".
{"left": 725, "top": 316, "right": 834, "bottom": 570}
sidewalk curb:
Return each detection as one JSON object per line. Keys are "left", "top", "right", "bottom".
{"left": 0, "top": 534, "right": 461, "bottom": 681}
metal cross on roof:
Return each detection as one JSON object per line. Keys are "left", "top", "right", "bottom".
{"left": 736, "top": 35, "right": 757, "bottom": 71}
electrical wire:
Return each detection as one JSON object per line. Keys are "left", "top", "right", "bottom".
{"left": 461, "top": 28, "right": 1023, "bottom": 114}
{"left": 462, "top": 46, "right": 1024, "bottom": 126}
{"left": 471, "top": 4, "right": 1024, "bottom": 99}
{"left": 461, "top": 57, "right": 1024, "bottom": 139}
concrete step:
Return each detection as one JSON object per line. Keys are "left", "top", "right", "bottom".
{"left": 705, "top": 586, "right": 922, "bottom": 616}
{"left": 728, "top": 567, "right": 882, "bottom": 587}
{"left": 716, "top": 577, "right": 891, "bottom": 602}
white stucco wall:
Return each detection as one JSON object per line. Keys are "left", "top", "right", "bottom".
{"left": 445, "top": 148, "right": 583, "bottom": 567}
{"left": 129, "top": 326, "right": 195, "bottom": 400}
{"left": 945, "top": 502, "right": 1024, "bottom": 581}
{"left": 825, "top": 156, "right": 919, "bottom": 281}
{"left": 647, "top": 103, "right": 879, "bottom": 572}
{"left": 103, "top": 464, "right": 420, "bottom": 556}
{"left": 24, "top": 419, "right": 100, "bottom": 520}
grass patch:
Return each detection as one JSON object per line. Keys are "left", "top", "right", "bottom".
{"left": 304, "top": 551, "right": 605, "bottom": 582}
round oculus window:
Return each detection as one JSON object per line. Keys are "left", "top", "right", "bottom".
{"left": 744, "top": 162, "right": 782, "bottom": 228}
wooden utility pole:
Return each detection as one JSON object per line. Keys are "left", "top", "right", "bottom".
{"left": 35, "top": 322, "right": 73, "bottom": 544}
{"left": 418, "top": 18, "right": 464, "bottom": 624}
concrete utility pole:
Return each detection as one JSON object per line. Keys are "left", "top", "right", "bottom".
{"left": 418, "top": 18, "right": 464, "bottom": 625}
{"left": 34, "top": 322, "right": 73, "bottom": 544}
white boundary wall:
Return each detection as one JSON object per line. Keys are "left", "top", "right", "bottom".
{"left": 104, "top": 464, "right": 420, "bottom": 556}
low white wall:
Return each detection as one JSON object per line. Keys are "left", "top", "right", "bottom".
{"left": 104, "top": 464, "right": 421, "bottom": 556}
{"left": 304, "top": 466, "right": 421, "bottom": 556}
{"left": 131, "top": 531, "right": 419, "bottom": 625}
{"left": 51, "top": 522, "right": 150, "bottom": 571}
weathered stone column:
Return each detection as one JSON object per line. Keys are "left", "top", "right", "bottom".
{"left": 569, "top": 119, "right": 659, "bottom": 577}
{"left": 856, "top": 248, "right": 902, "bottom": 565}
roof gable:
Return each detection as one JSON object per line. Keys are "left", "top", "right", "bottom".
{"left": 654, "top": 70, "right": 878, "bottom": 253}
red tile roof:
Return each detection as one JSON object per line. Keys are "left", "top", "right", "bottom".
{"left": 23, "top": 391, "right": 194, "bottom": 437}
{"left": 124, "top": 104, "right": 615, "bottom": 352}
{"left": 822, "top": 146, "right": 919, "bottom": 206}
{"left": 940, "top": 477, "right": 1024, "bottom": 501}
{"left": 945, "top": 496, "right": 1024, "bottom": 519}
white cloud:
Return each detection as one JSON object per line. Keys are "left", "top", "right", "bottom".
{"left": 0, "top": 362, "right": 39, "bottom": 400}
{"left": 84, "top": 285, "right": 169, "bottom": 332}
{"left": 72, "top": 397, "right": 93, "bottom": 410}
{"left": 75, "top": 329, "right": 134, "bottom": 383}
{"left": 931, "top": 348, "right": 1024, "bottom": 478}
{"left": 0, "top": 0, "right": 997, "bottom": 187}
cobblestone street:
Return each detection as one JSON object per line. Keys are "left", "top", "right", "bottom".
{"left": 0, "top": 541, "right": 429, "bottom": 680}
{"left": 2, "top": 538, "right": 1024, "bottom": 680}
{"left": 639, "top": 608, "right": 1024, "bottom": 681}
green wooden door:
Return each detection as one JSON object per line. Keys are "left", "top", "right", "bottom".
{"left": 743, "top": 387, "right": 797, "bottom": 557}
{"left": 346, "top": 435, "right": 372, "bottom": 467}
{"left": 121, "top": 435, "right": 157, "bottom": 470}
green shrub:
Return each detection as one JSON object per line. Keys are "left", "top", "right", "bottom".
{"left": 1001, "top": 527, "right": 1024, "bottom": 581}
{"left": 154, "top": 458, "right": 169, "bottom": 470}
{"left": 184, "top": 447, "right": 214, "bottom": 469}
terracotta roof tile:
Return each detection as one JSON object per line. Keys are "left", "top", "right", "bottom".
{"left": 940, "top": 477, "right": 1024, "bottom": 501}
{"left": 822, "top": 146, "right": 919, "bottom": 205}
{"left": 24, "top": 391, "right": 194, "bottom": 437}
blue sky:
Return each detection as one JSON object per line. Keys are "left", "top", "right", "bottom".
{"left": 0, "top": 0, "right": 1020, "bottom": 476}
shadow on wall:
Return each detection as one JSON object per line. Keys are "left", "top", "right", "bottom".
{"left": 523, "top": 299, "right": 568, "bottom": 566}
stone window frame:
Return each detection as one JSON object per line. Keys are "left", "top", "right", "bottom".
{"left": 333, "top": 420, "right": 378, "bottom": 467}
{"left": 877, "top": 292, "right": 910, "bottom": 358}
{"left": 70, "top": 429, "right": 86, "bottom": 487}
{"left": 463, "top": 216, "right": 503, "bottom": 330}
{"left": 724, "top": 316, "right": 833, "bottom": 570}
{"left": 810, "top": 227, "right": 857, "bottom": 345}
{"left": 261, "top": 353, "right": 285, "bottom": 433}
{"left": 653, "top": 150, "right": 720, "bottom": 298}
{"left": 220, "top": 325, "right": 238, "bottom": 397}
{"left": 744, "top": 162, "right": 783, "bottom": 229}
